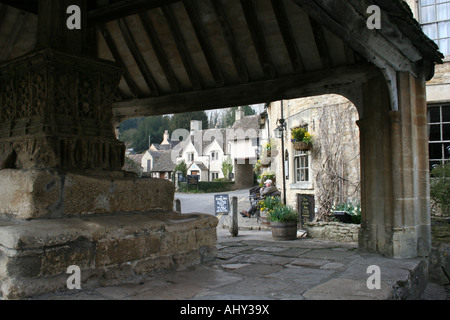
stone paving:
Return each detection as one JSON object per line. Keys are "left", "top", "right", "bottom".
{"left": 32, "top": 223, "right": 448, "bottom": 300}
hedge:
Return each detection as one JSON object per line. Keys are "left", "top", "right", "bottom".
{"left": 179, "top": 181, "right": 235, "bottom": 193}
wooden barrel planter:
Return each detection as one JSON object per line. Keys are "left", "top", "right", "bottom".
{"left": 270, "top": 222, "right": 298, "bottom": 240}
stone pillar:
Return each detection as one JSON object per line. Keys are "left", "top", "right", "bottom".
{"left": 358, "top": 73, "right": 431, "bottom": 259}
{"left": 0, "top": 50, "right": 125, "bottom": 172}
{"left": 234, "top": 159, "right": 255, "bottom": 189}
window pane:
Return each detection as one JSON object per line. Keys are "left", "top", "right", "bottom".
{"left": 429, "top": 124, "right": 441, "bottom": 141}
{"left": 443, "top": 123, "right": 450, "bottom": 140}
{"left": 421, "top": 6, "right": 436, "bottom": 23}
{"left": 422, "top": 0, "right": 435, "bottom": 6}
{"left": 423, "top": 23, "right": 438, "bottom": 39}
{"left": 445, "top": 143, "right": 450, "bottom": 159}
{"left": 430, "top": 161, "right": 442, "bottom": 171}
{"left": 439, "top": 38, "right": 450, "bottom": 55}
{"left": 443, "top": 106, "right": 450, "bottom": 122}
{"left": 429, "top": 106, "right": 441, "bottom": 123}
{"left": 430, "top": 143, "right": 443, "bottom": 159}
{"left": 437, "top": 3, "right": 450, "bottom": 20}
{"left": 438, "top": 21, "right": 450, "bottom": 38}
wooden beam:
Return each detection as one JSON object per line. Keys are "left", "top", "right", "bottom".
{"left": 309, "top": 17, "right": 332, "bottom": 69}
{"left": 0, "top": 11, "right": 27, "bottom": 61}
{"left": 292, "top": 0, "right": 415, "bottom": 75}
{"left": 210, "top": 0, "right": 249, "bottom": 84}
{"left": 112, "top": 62, "right": 379, "bottom": 121}
{"left": 88, "top": 0, "right": 181, "bottom": 25}
{"left": 293, "top": 0, "right": 417, "bottom": 111}
{"left": 0, "top": 0, "right": 38, "bottom": 14}
{"left": 138, "top": 12, "right": 180, "bottom": 93}
{"left": 98, "top": 23, "right": 143, "bottom": 98}
{"left": 183, "top": 0, "right": 225, "bottom": 87}
{"left": 240, "top": 0, "right": 276, "bottom": 79}
{"left": 270, "top": 0, "right": 304, "bottom": 73}
{"left": 118, "top": 18, "right": 159, "bottom": 96}
{"left": 162, "top": 5, "right": 202, "bottom": 90}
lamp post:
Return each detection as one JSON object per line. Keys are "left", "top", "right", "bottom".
{"left": 274, "top": 101, "right": 287, "bottom": 205}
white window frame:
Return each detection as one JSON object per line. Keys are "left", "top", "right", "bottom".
{"left": 211, "top": 172, "right": 219, "bottom": 180}
{"left": 419, "top": 0, "right": 450, "bottom": 56}
{"left": 428, "top": 103, "right": 450, "bottom": 170}
{"left": 290, "top": 150, "right": 313, "bottom": 190}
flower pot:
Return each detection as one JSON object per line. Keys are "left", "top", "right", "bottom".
{"left": 270, "top": 222, "right": 298, "bottom": 240}
{"left": 293, "top": 141, "right": 312, "bottom": 151}
{"left": 333, "top": 211, "right": 352, "bottom": 223}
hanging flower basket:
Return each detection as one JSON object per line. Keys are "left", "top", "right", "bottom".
{"left": 293, "top": 141, "right": 313, "bottom": 151}
{"left": 291, "top": 127, "right": 313, "bottom": 151}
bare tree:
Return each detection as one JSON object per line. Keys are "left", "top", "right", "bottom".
{"left": 314, "top": 103, "right": 360, "bottom": 221}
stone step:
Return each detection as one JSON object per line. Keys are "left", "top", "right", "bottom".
{"left": 0, "top": 211, "right": 218, "bottom": 299}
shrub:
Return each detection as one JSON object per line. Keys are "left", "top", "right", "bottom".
{"left": 266, "top": 205, "right": 299, "bottom": 223}
{"left": 332, "top": 202, "right": 361, "bottom": 224}
{"left": 178, "top": 181, "right": 235, "bottom": 193}
{"left": 430, "top": 163, "right": 450, "bottom": 216}
{"left": 259, "top": 196, "right": 283, "bottom": 215}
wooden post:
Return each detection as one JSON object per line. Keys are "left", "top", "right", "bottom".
{"left": 230, "top": 196, "right": 238, "bottom": 237}
{"left": 175, "top": 199, "right": 181, "bottom": 213}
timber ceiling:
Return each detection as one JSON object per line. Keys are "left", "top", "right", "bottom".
{"left": 0, "top": 0, "right": 443, "bottom": 122}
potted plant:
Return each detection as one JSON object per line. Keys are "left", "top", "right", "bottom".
{"left": 263, "top": 141, "right": 272, "bottom": 158}
{"left": 332, "top": 202, "right": 361, "bottom": 224}
{"left": 261, "top": 197, "right": 299, "bottom": 240}
{"left": 291, "top": 127, "right": 313, "bottom": 151}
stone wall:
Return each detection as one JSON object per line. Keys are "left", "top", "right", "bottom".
{"left": 306, "top": 221, "right": 360, "bottom": 243}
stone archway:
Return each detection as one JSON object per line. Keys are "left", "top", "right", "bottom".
{"left": 0, "top": 0, "right": 442, "bottom": 298}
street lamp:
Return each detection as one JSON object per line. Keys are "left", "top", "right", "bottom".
{"left": 274, "top": 102, "right": 287, "bottom": 205}
{"left": 274, "top": 119, "right": 285, "bottom": 139}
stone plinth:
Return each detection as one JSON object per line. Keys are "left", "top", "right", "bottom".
{"left": 0, "top": 169, "right": 175, "bottom": 220}
{"left": 0, "top": 48, "right": 219, "bottom": 300}
{"left": 0, "top": 211, "right": 218, "bottom": 299}
{"left": 0, "top": 49, "right": 125, "bottom": 172}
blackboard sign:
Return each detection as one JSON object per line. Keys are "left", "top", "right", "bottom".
{"left": 214, "top": 194, "right": 230, "bottom": 215}
{"left": 298, "top": 194, "right": 315, "bottom": 229}
{"left": 187, "top": 175, "right": 199, "bottom": 185}
{"left": 187, "top": 175, "right": 199, "bottom": 190}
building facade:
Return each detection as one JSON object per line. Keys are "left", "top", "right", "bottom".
{"left": 262, "top": 0, "right": 449, "bottom": 221}
{"left": 406, "top": 0, "right": 450, "bottom": 170}
{"left": 263, "top": 95, "right": 361, "bottom": 221}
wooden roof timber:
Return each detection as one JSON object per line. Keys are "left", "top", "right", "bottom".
{"left": 112, "top": 62, "right": 380, "bottom": 123}
{"left": 0, "top": 0, "right": 443, "bottom": 121}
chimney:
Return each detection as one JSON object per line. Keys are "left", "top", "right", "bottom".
{"left": 190, "top": 120, "right": 202, "bottom": 135}
{"left": 161, "top": 130, "right": 170, "bottom": 145}
{"left": 235, "top": 106, "right": 244, "bottom": 122}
